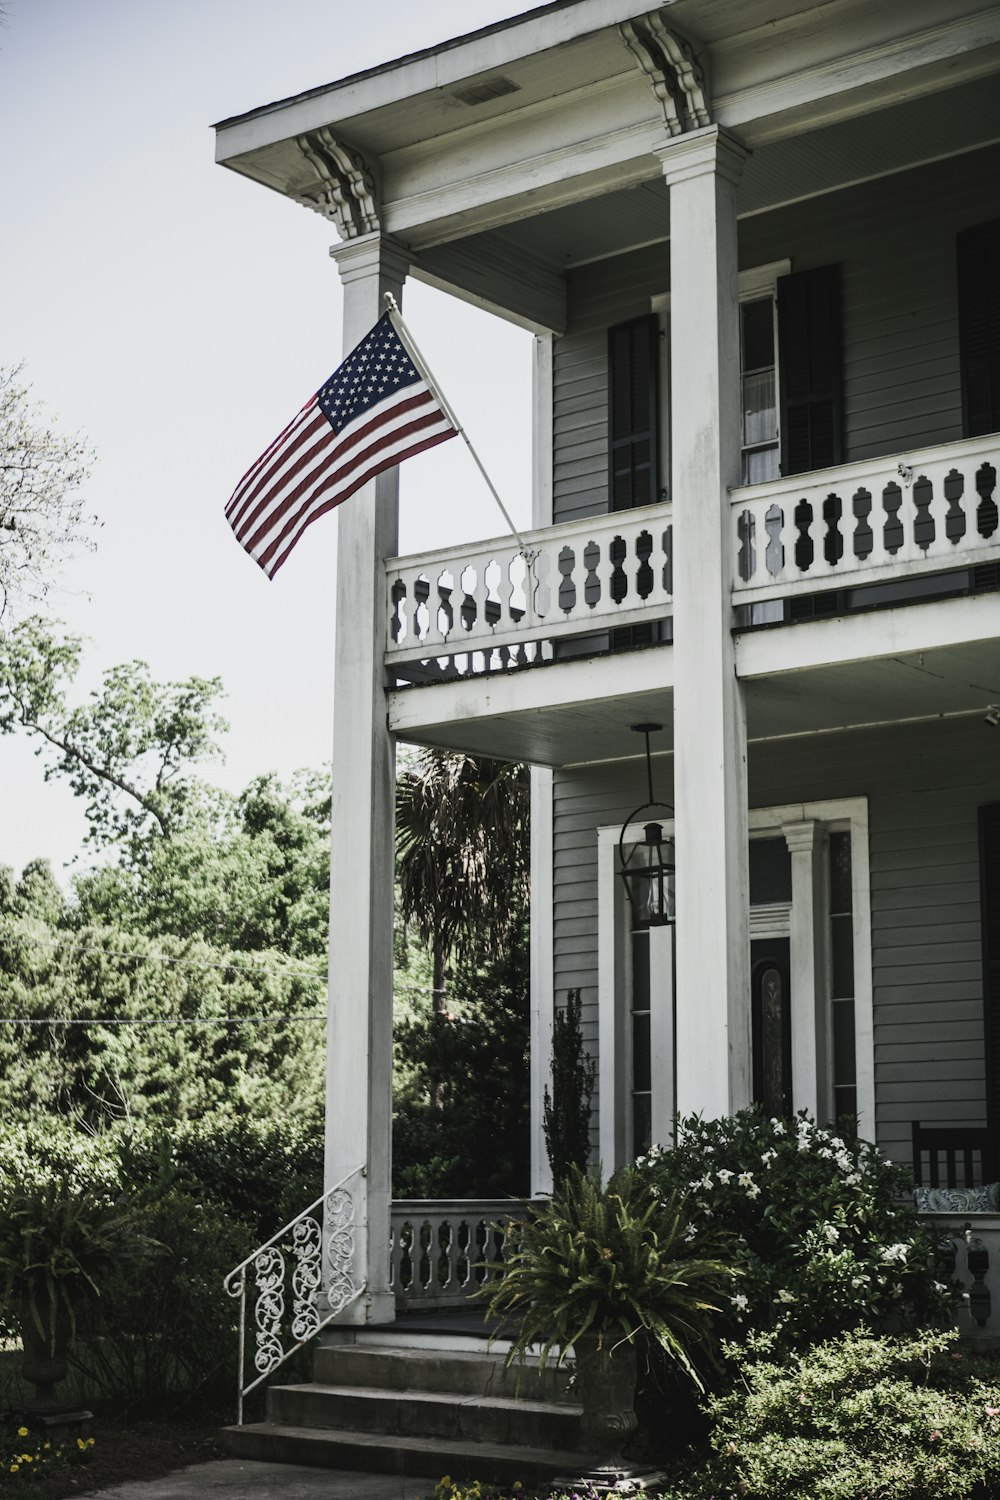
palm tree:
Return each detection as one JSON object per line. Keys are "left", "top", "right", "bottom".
{"left": 395, "top": 749, "right": 528, "bottom": 1014}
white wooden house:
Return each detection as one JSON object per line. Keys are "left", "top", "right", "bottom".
{"left": 216, "top": 0, "right": 1000, "bottom": 1473}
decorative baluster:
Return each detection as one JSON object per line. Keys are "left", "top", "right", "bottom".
{"left": 912, "top": 475, "right": 935, "bottom": 552}
{"left": 793, "top": 499, "right": 814, "bottom": 574}
{"left": 662, "top": 525, "right": 673, "bottom": 597}
{"left": 438, "top": 1217, "right": 454, "bottom": 1296}
{"left": 583, "top": 538, "right": 602, "bottom": 607}
{"left": 389, "top": 577, "right": 407, "bottom": 643}
{"left": 252, "top": 1248, "right": 285, "bottom": 1379}
{"left": 882, "top": 482, "right": 904, "bottom": 555}
{"left": 483, "top": 557, "right": 503, "bottom": 630}
{"left": 851, "top": 487, "right": 873, "bottom": 560}
{"left": 290, "top": 1213, "right": 323, "bottom": 1342}
{"left": 456, "top": 1219, "right": 472, "bottom": 1292}
{"left": 635, "top": 529, "right": 654, "bottom": 599}
{"left": 459, "top": 563, "right": 478, "bottom": 634}
{"left": 976, "top": 461, "right": 998, "bottom": 539}
{"left": 557, "top": 546, "right": 577, "bottom": 614}
{"left": 508, "top": 552, "right": 527, "bottom": 625}
{"left": 417, "top": 1220, "right": 433, "bottom": 1297}
{"left": 764, "top": 504, "right": 784, "bottom": 578}
{"left": 413, "top": 576, "right": 430, "bottom": 642}
{"left": 944, "top": 468, "right": 967, "bottom": 544}
{"left": 533, "top": 547, "right": 552, "bottom": 618}
{"left": 604, "top": 535, "right": 625, "bottom": 606}
{"left": 436, "top": 570, "right": 454, "bottom": 644}
{"left": 737, "top": 508, "right": 755, "bottom": 582}
{"left": 822, "top": 492, "right": 844, "bottom": 567}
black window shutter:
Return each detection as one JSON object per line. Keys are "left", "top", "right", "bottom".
{"left": 981, "top": 803, "right": 1000, "bottom": 1137}
{"left": 777, "top": 264, "right": 843, "bottom": 476}
{"left": 958, "top": 218, "right": 1000, "bottom": 439}
{"left": 608, "top": 314, "right": 660, "bottom": 511}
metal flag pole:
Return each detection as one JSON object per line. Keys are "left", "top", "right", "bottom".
{"left": 383, "top": 292, "right": 533, "bottom": 559}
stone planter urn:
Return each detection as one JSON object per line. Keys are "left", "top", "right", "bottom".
{"left": 573, "top": 1331, "right": 640, "bottom": 1479}
{"left": 16, "top": 1296, "right": 72, "bottom": 1409}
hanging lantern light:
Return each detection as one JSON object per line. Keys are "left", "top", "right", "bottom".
{"left": 618, "top": 722, "right": 675, "bottom": 928}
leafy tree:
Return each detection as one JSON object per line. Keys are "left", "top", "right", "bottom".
{"left": 396, "top": 748, "right": 528, "bottom": 1011}
{"left": 0, "top": 364, "right": 97, "bottom": 617}
{"left": 0, "top": 616, "right": 227, "bottom": 847}
{"left": 392, "top": 920, "right": 530, "bottom": 1198}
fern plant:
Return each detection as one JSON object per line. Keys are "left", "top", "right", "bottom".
{"left": 484, "top": 1165, "right": 733, "bottom": 1391}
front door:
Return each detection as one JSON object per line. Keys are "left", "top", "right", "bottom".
{"left": 751, "top": 937, "right": 792, "bottom": 1117}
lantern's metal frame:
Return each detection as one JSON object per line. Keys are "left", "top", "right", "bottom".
{"left": 618, "top": 722, "right": 675, "bottom": 928}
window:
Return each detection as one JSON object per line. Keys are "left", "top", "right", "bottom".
{"left": 608, "top": 314, "right": 661, "bottom": 511}
{"left": 829, "top": 829, "right": 857, "bottom": 1126}
{"left": 741, "top": 297, "right": 780, "bottom": 485}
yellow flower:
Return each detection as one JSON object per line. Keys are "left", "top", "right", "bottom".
{"left": 88, "top": 1437, "right": 96, "bottom": 1447}
{"left": 43, "top": 1442, "right": 51, "bottom": 1450}
{"left": 17, "top": 1426, "right": 29, "bottom": 1437}
{"left": 77, "top": 1437, "right": 87, "bottom": 1450}
{"left": 10, "top": 1464, "right": 19, "bottom": 1473}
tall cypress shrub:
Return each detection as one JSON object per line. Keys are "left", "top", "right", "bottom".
{"left": 543, "top": 988, "right": 596, "bottom": 1185}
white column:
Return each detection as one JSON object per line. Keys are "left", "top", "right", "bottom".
{"left": 659, "top": 127, "right": 751, "bottom": 1120}
{"left": 324, "top": 232, "right": 409, "bottom": 1325}
{"left": 782, "top": 820, "right": 825, "bottom": 1119}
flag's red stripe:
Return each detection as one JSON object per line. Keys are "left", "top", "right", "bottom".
{"left": 253, "top": 408, "right": 454, "bottom": 569}
{"left": 239, "top": 389, "right": 438, "bottom": 551}
{"left": 266, "top": 428, "right": 457, "bottom": 580}
{"left": 227, "top": 406, "right": 331, "bottom": 535}
{"left": 231, "top": 420, "right": 339, "bottom": 544}
{"left": 258, "top": 414, "right": 456, "bottom": 574}
{"left": 225, "top": 398, "right": 320, "bottom": 521}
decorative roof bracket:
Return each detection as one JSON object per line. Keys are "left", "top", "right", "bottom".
{"left": 293, "top": 129, "right": 380, "bottom": 238}
{"left": 619, "top": 11, "right": 711, "bottom": 136}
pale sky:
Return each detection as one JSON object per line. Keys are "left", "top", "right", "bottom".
{"left": 1, "top": 0, "right": 534, "bottom": 883}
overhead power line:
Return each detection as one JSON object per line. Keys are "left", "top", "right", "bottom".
{"left": 0, "top": 1014, "right": 326, "bottom": 1028}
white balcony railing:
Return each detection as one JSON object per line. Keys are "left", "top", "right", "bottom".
{"left": 386, "top": 502, "right": 672, "bottom": 677}
{"left": 732, "top": 435, "right": 1000, "bottom": 602}
{"left": 390, "top": 1199, "right": 524, "bottom": 1309}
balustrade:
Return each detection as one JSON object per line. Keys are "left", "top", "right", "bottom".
{"left": 390, "top": 1199, "right": 525, "bottom": 1309}
{"left": 386, "top": 504, "right": 672, "bottom": 679}
{"left": 732, "top": 436, "right": 1000, "bottom": 601}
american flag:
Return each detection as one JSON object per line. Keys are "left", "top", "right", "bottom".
{"left": 226, "top": 313, "right": 457, "bottom": 579}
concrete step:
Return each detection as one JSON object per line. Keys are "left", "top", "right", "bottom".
{"left": 266, "top": 1381, "right": 583, "bottom": 1449}
{"left": 221, "top": 1421, "right": 590, "bottom": 1483}
{"left": 313, "top": 1341, "right": 575, "bottom": 1403}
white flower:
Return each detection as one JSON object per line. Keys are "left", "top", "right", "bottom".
{"left": 831, "top": 1137, "right": 845, "bottom": 1151}
{"left": 774, "top": 1289, "right": 796, "bottom": 1303}
{"left": 934, "top": 1281, "right": 949, "bottom": 1294}
{"left": 818, "top": 1147, "right": 834, "bottom": 1160}
{"left": 738, "top": 1172, "right": 755, "bottom": 1188}
{"left": 745, "top": 1183, "right": 761, "bottom": 1199}
{"left": 851, "top": 1277, "right": 865, "bottom": 1288}
{"left": 716, "top": 1168, "right": 734, "bottom": 1184}
{"left": 730, "top": 1293, "right": 749, "bottom": 1311}
{"left": 771, "top": 1120, "right": 786, "bottom": 1135}
{"left": 821, "top": 1223, "right": 840, "bottom": 1244}
{"left": 699, "top": 1176, "right": 713, "bottom": 1192}
{"left": 844, "top": 1172, "right": 861, "bottom": 1187}
{"left": 684, "top": 1224, "right": 697, "bottom": 1242}
{"left": 760, "top": 1149, "right": 776, "bottom": 1167}
{"left": 880, "top": 1243, "right": 909, "bottom": 1264}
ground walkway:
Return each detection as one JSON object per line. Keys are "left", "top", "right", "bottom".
{"left": 85, "top": 1460, "right": 427, "bottom": 1499}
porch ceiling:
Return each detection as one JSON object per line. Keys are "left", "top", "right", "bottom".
{"left": 742, "top": 627, "right": 1000, "bottom": 743}
{"left": 387, "top": 649, "right": 673, "bottom": 766}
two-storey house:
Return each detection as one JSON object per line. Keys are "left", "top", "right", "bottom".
{"left": 216, "top": 0, "right": 1000, "bottom": 1467}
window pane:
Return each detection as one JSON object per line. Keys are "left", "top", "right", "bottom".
{"left": 631, "top": 930, "right": 650, "bottom": 1007}
{"left": 632, "top": 1012, "right": 651, "bottom": 1092}
{"left": 829, "top": 830, "right": 853, "bottom": 913}
{"left": 742, "top": 369, "right": 777, "bottom": 448}
{"left": 831, "top": 914, "right": 855, "bottom": 997}
{"left": 749, "top": 838, "right": 792, "bottom": 905}
{"left": 833, "top": 998, "right": 856, "bottom": 1085}
{"left": 742, "top": 298, "right": 774, "bottom": 371}
{"left": 833, "top": 1086, "right": 857, "bottom": 1126}
{"left": 743, "top": 444, "right": 780, "bottom": 485}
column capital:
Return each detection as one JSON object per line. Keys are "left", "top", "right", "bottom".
{"left": 329, "top": 233, "right": 411, "bottom": 287}
{"left": 655, "top": 124, "right": 750, "bottom": 189}
{"left": 782, "top": 819, "right": 820, "bottom": 856}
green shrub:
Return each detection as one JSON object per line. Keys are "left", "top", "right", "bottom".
{"left": 484, "top": 1165, "right": 733, "bottom": 1389}
{"left": 542, "top": 988, "right": 596, "bottom": 1187}
{"left": 663, "top": 1327, "right": 1000, "bottom": 1500}
{"left": 74, "top": 1188, "right": 251, "bottom": 1415}
{"left": 634, "top": 1109, "right": 953, "bottom": 1354}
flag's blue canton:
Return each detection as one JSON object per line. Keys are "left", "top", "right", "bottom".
{"left": 317, "top": 313, "right": 421, "bottom": 435}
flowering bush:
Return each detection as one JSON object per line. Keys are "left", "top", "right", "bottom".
{"left": 660, "top": 1328, "right": 1000, "bottom": 1500}
{"left": 1, "top": 1420, "right": 95, "bottom": 1481}
{"left": 633, "top": 1109, "right": 952, "bottom": 1354}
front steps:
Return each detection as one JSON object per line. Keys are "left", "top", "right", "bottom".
{"left": 222, "top": 1324, "right": 587, "bottom": 1482}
